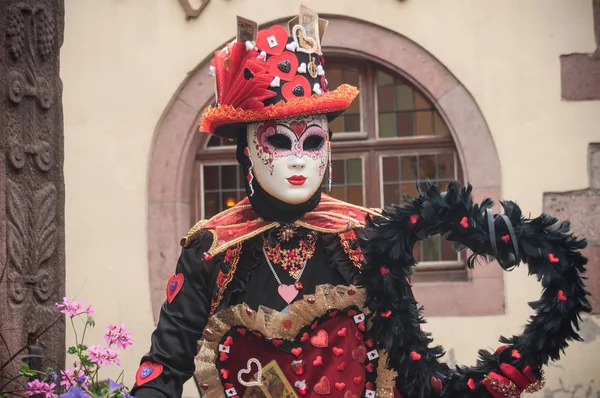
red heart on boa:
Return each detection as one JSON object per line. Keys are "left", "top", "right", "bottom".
{"left": 216, "top": 309, "right": 372, "bottom": 397}
{"left": 166, "top": 273, "right": 183, "bottom": 304}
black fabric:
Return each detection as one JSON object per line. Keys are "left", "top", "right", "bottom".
{"left": 130, "top": 233, "right": 219, "bottom": 398}
{"left": 235, "top": 132, "right": 322, "bottom": 223}
{"left": 131, "top": 231, "right": 359, "bottom": 398}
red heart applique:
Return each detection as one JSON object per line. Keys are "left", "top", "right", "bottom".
{"left": 310, "top": 330, "right": 329, "bottom": 348}
{"left": 352, "top": 345, "right": 366, "bottom": 363}
{"left": 460, "top": 216, "right": 469, "bottom": 228}
{"left": 166, "top": 274, "right": 183, "bottom": 304}
{"left": 135, "top": 362, "right": 163, "bottom": 386}
{"left": 256, "top": 25, "right": 288, "bottom": 55}
{"left": 289, "top": 121, "right": 307, "bottom": 138}
{"left": 431, "top": 376, "right": 443, "bottom": 392}
{"left": 313, "top": 356, "right": 323, "bottom": 366}
{"left": 314, "top": 376, "right": 331, "bottom": 395}
{"left": 548, "top": 253, "right": 560, "bottom": 263}
{"left": 467, "top": 378, "right": 476, "bottom": 390}
{"left": 337, "top": 327, "right": 348, "bottom": 337}
{"left": 409, "top": 214, "right": 420, "bottom": 224}
{"left": 381, "top": 310, "right": 392, "bottom": 318}
{"left": 218, "top": 314, "right": 368, "bottom": 397}
{"left": 267, "top": 52, "right": 298, "bottom": 81}
{"left": 410, "top": 351, "right": 422, "bottom": 361}
{"left": 219, "top": 352, "right": 229, "bottom": 362}
{"left": 335, "top": 382, "right": 346, "bottom": 391}
{"left": 344, "top": 391, "right": 358, "bottom": 398}
{"left": 501, "top": 235, "right": 510, "bottom": 243}
{"left": 281, "top": 75, "right": 311, "bottom": 101}
{"left": 223, "top": 336, "right": 233, "bottom": 346}
{"left": 557, "top": 290, "right": 568, "bottom": 301}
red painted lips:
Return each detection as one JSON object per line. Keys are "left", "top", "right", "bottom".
{"left": 287, "top": 175, "right": 307, "bottom": 185}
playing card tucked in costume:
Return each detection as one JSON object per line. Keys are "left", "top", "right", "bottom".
{"left": 131, "top": 7, "right": 591, "bottom": 398}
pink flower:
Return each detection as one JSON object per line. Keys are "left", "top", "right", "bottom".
{"left": 60, "top": 368, "right": 88, "bottom": 389}
{"left": 56, "top": 297, "right": 94, "bottom": 317}
{"left": 26, "top": 379, "right": 57, "bottom": 397}
{"left": 104, "top": 323, "right": 133, "bottom": 350}
{"left": 87, "top": 345, "right": 120, "bottom": 367}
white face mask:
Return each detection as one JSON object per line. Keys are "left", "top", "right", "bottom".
{"left": 246, "top": 115, "right": 329, "bottom": 205}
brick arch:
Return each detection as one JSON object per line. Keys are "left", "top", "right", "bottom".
{"left": 147, "top": 16, "right": 502, "bottom": 322}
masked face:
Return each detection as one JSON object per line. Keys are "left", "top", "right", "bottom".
{"left": 246, "top": 115, "right": 329, "bottom": 205}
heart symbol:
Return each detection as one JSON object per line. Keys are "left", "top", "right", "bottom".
{"left": 256, "top": 25, "right": 288, "bottom": 55}
{"left": 237, "top": 358, "right": 262, "bottom": 387}
{"left": 267, "top": 52, "right": 298, "bottom": 81}
{"left": 332, "top": 347, "right": 344, "bottom": 356}
{"left": 272, "top": 339, "right": 284, "bottom": 346}
{"left": 313, "top": 376, "right": 331, "bottom": 395}
{"left": 270, "top": 76, "right": 281, "bottom": 88}
{"left": 353, "top": 376, "right": 363, "bottom": 385}
{"left": 313, "top": 355, "right": 323, "bottom": 366}
{"left": 344, "top": 391, "right": 358, "bottom": 398}
{"left": 310, "top": 330, "right": 329, "bottom": 348}
{"left": 351, "top": 345, "right": 366, "bottom": 363}
{"left": 278, "top": 284, "right": 299, "bottom": 304}
{"left": 219, "top": 352, "right": 229, "bottom": 362}
{"left": 292, "top": 25, "right": 318, "bottom": 54}
{"left": 135, "top": 362, "right": 163, "bottom": 386}
{"left": 409, "top": 214, "right": 420, "bottom": 224}
{"left": 166, "top": 274, "right": 183, "bottom": 304}
{"left": 300, "top": 332, "right": 310, "bottom": 342}
{"left": 337, "top": 327, "right": 347, "bottom": 337}
{"left": 335, "top": 382, "right": 346, "bottom": 391}
{"left": 297, "top": 62, "right": 307, "bottom": 74}
{"left": 411, "top": 351, "right": 422, "bottom": 361}
{"left": 291, "top": 347, "right": 303, "bottom": 357}
{"left": 467, "top": 378, "right": 476, "bottom": 390}
{"left": 501, "top": 234, "right": 510, "bottom": 243}
{"left": 337, "top": 362, "right": 346, "bottom": 371}
{"left": 223, "top": 336, "right": 233, "bottom": 346}
{"left": 460, "top": 216, "right": 469, "bottom": 228}
{"left": 431, "top": 376, "right": 443, "bottom": 393}
{"left": 557, "top": 290, "right": 567, "bottom": 301}
{"left": 289, "top": 121, "right": 307, "bottom": 138}
{"left": 381, "top": 310, "right": 392, "bottom": 318}
{"left": 281, "top": 75, "right": 311, "bottom": 101}
{"left": 548, "top": 253, "right": 560, "bottom": 263}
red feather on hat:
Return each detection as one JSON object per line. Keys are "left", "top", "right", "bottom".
{"left": 211, "top": 42, "right": 276, "bottom": 110}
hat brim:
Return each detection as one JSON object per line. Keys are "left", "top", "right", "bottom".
{"left": 199, "top": 84, "right": 359, "bottom": 138}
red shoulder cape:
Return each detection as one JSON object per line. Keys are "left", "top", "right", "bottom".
{"left": 183, "top": 194, "right": 381, "bottom": 257}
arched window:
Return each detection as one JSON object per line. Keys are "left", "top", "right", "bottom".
{"left": 192, "top": 58, "right": 465, "bottom": 274}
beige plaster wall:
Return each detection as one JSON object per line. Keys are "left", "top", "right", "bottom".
{"left": 61, "top": 0, "right": 600, "bottom": 396}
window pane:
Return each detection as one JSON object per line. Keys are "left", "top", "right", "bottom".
{"left": 400, "top": 156, "right": 418, "bottom": 180}
{"left": 414, "top": 91, "right": 432, "bottom": 110}
{"left": 329, "top": 117, "right": 343, "bottom": 133}
{"left": 377, "top": 70, "right": 394, "bottom": 86}
{"left": 437, "top": 153, "right": 455, "bottom": 179}
{"left": 332, "top": 159, "right": 345, "bottom": 185}
{"left": 347, "top": 185, "right": 363, "bottom": 206}
{"left": 221, "top": 165, "right": 238, "bottom": 189}
{"left": 434, "top": 112, "right": 450, "bottom": 136}
{"left": 415, "top": 111, "right": 434, "bottom": 136}
{"left": 422, "top": 237, "right": 441, "bottom": 262}
{"left": 327, "top": 68, "right": 343, "bottom": 89}
{"left": 378, "top": 85, "right": 395, "bottom": 113}
{"left": 346, "top": 158, "right": 363, "bottom": 184}
{"left": 418, "top": 155, "right": 436, "bottom": 180}
{"left": 344, "top": 114, "right": 361, "bottom": 131}
{"left": 206, "top": 135, "right": 235, "bottom": 147}
{"left": 383, "top": 183, "right": 400, "bottom": 205}
{"left": 395, "top": 85, "right": 414, "bottom": 111}
{"left": 396, "top": 112, "right": 414, "bottom": 137}
{"left": 378, "top": 113, "right": 396, "bottom": 138}
{"left": 204, "top": 166, "right": 219, "bottom": 190}
{"left": 441, "top": 239, "right": 459, "bottom": 261}
{"left": 329, "top": 186, "right": 345, "bottom": 201}
{"left": 204, "top": 192, "right": 219, "bottom": 218}
{"left": 382, "top": 156, "right": 399, "bottom": 182}
{"left": 343, "top": 69, "right": 360, "bottom": 86}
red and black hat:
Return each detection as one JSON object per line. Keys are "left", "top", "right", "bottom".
{"left": 199, "top": 8, "right": 359, "bottom": 137}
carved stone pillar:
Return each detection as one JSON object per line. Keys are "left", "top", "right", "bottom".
{"left": 0, "top": 0, "right": 65, "bottom": 392}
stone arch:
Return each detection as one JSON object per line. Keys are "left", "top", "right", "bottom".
{"left": 147, "top": 16, "right": 502, "bottom": 322}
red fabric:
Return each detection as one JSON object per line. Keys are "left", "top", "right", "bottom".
{"left": 218, "top": 313, "right": 370, "bottom": 397}
{"left": 200, "top": 194, "right": 380, "bottom": 256}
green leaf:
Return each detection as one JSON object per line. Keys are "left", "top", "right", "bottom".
{"left": 1, "top": 393, "right": 9, "bottom": 398}
{"left": 18, "top": 363, "right": 36, "bottom": 377}
{"left": 67, "top": 346, "right": 77, "bottom": 354}
{"left": 77, "top": 344, "right": 88, "bottom": 351}
{"left": 86, "top": 316, "right": 95, "bottom": 327}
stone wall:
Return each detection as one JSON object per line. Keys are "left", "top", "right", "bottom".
{"left": 0, "top": 0, "right": 65, "bottom": 392}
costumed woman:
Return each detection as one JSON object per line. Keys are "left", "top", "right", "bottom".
{"left": 131, "top": 7, "right": 591, "bottom": 398}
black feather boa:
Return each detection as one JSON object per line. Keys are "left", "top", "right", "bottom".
{"left": 358, "top": 181, "right": 592, "bottom": 398}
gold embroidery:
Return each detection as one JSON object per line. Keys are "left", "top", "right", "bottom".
{"left": 209, "top": 243, "right": 243, "bottom": 316}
